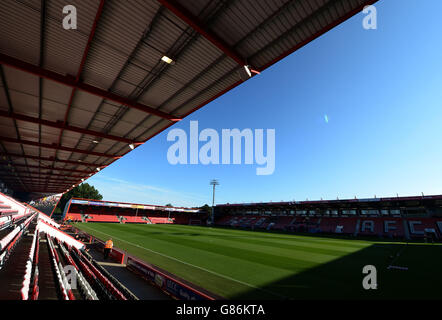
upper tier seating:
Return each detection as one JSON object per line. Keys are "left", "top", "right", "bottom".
{"left": 271, "top": 216, "right": 294, "bottom": 230}
{"left": 406, "top": 218, "right": 441, "bottom": 238}
{"left": 148, "top": 217, "right": 173, "bottom": 224}
{"left": 85, "top": 214, "right": 120, "bottom": 223}
{"left": 214, "top": 213, "right": 442, "bottom": 240}
{"left": 123, "top": 216, "right": 148, "bottom": 224}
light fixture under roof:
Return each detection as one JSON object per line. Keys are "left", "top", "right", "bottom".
{"left": 161, "top": 55, "right": 174, "bottom": 64}
{"left": 92, "top": 140, "right": 99, "bottom": 144}
{"left": 96, "top": 167, "right": 100, "bottom": 172}
{"left": 244, "top": 65, "right": 252, "bottom": 78}
{"left": 129, "top": 143, "right": 135, "bottom": 150}
{"left": 243, "top": 65, "right": 260, "bottom": 78}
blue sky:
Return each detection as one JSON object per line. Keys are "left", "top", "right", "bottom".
{"left": 88, "top": 0, "right": 442, "bottom": 207}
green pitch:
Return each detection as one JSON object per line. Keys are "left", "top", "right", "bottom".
{"left": 73, "top": 223, "right": 442, "bottom": 299}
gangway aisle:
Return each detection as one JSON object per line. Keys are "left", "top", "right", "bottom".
{"left": 37, "top": 239, "right": 59, "bottom": 300}
{"left": 0, "top": 223, "right": 35, "bottom": 299}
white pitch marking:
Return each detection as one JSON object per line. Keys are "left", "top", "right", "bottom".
{"left": 81, "top": 226, "right": 287, "bottom": 299}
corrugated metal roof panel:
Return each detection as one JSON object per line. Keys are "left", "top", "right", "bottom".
{"left": 0, "top": 120, "right": 16, "bottom": 136}
{"left": 9, "top": 91, "right": 39, "bottom": 116}
{"left": 0, "top": 0, "right": 41, "bottom": 65}
{"left": 3, "top": 66, "right": 39, "bottom": 96}
{"left": 81, "top": 0, "right": 160, "bottom": 89}
{"left": 42, "top": 97, "right": 68, "bottom": 122}
{"left": 41, "top": 79, "right": 71, "bottom": 106}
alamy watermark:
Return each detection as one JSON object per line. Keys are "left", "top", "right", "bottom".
{"left": 362, "top": 5, "right": 377, "bottom": 30}
{"left": 166, "top": 121, "right": 275, "bottom": 175}
{"left": 62, "top": 4, "right": 377, "bottom": 31}
{"left": 63, "top": 265, "right": 77, "bottom": 290}
{"left": 362, "top": 265, "right": 377, "bottom": 290}
{"left": 62, "top": 5, "right": 77, "bottom": 30}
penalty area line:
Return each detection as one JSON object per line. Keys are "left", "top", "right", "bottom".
{"left": 80, "top": 226, "right": 287, "bottom": 299}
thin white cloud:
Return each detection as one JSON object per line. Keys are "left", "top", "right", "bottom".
{"left": 88, "top": 175, "right": 207, "bottom": 207}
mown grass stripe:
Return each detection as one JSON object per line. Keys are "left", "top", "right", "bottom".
{"left": 74, "top": 223, "right": 442, "bottom": 300}
{"left": 76, "top": 223, "right": 287, "bottom": 298}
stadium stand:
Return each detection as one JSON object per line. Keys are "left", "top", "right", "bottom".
{"left": 64, "top": 195, "right": 442, "bottom": 242}
{"left": 63, "top": 198, "right": 207, "bottom": 226}
{"left": 215, "top": 195, "right": 442, "bottom": 241}
{"left": 0, "top": 192, "right": 140, "bottom": 300}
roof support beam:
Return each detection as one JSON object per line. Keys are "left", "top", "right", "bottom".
{"left": 5, "top": 181, "right": 70, "bottom": 186}
{"left": 0, "top": 110, "right": 136, "bottom": 144}
{"left": 0, "top": 152, "right": 103, "bottom": 168}
{"left": 8, "top": 187, "right": 64, "bottom": 191}
{"left": 17, "top": 190, "right": 63, "bottom": 193}
{"left": 0, "top": 170, "right": 83, "bottom": 181}
{"left": 0, "top": 53, "right": 180, "bottom": 121}
{"left": 2, "top": 178, "right": 76, "bottom": 185}
{"left": 7, "top": 186, "right": 70, "bottom": 191}
{"left": 25, "top": 189, "right": 63, "bottom": 194}
{"left": 0, "top": 171, "right": 79, "bottom": 181}
{"left": 22, "top": 187, "right": 64, "bottom": 189}
{"left": 3, "top": 183, "right": 74, "bottom": 189}
{"left": 2, "top": 180, "right": 77, "bottom": 188}
{"left": 56, "top": 0, "right": 106, "bottom": 156}
{"left": 4, "top": 182, "right": 64, "bottom": 186}
{"left": 1, "top": 173, "right": 78, "bottom": 181}
{"left": 0, "top": 135, "right": 119, "bottom": 158}
{"left": 0, "top": 162, "right": 94, "bottom": 174}
{"left": 4, "top": 183, "right": 73, "bottom": 190}
{"left": 157, "top": 0, "right": 247, "bottom": 66}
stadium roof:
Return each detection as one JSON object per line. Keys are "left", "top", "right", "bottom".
{"left": 0, "top": 0, "right": 377, "bottom": 198}
{"left": 216, "top": 194, "right": 442, "bottom": 209}
{"left": 67, "top": 197, "right": 201, "bottom": 212}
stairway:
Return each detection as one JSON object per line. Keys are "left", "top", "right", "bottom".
{"left": 354, "top": 219, "right": 361, "bottom": 236}
{"left": 288, "top": 217, "right": 297, "bottom": 226}
{"left": 142, "top": 217, "right": 152, "bottom": 224}
{"left": 402, "top": 219, "right": 410, "bottom": 240}
{"left": 37, "top": 239, "right": 59, "bottom": 300}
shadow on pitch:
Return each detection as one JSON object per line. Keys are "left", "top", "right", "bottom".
{"left": 230, "top": 242, "right": 442, "bottom": 300}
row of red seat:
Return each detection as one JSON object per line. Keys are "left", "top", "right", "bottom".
{"left": 148, "top": 217, "right": 173, "bottom": 224}
{"left": 122, "top": 216, "right": 147, "bottom": 224}
{"left": 46, "top": 234, "right": 74, "bottom": 300}
{"left": 86, "top": 215, "right": 120, "bottom": 223}
{"left": 216, "top": 215, "right": 442, "bottom": 239}
{"left": 0, "top": 213, "right": 35, "bottom": 266}
{"left": 55, "top": 238, "right": 98, "bottom": 300}
{"left": 71, "top": 246, "right": 127, "bottom": 300}
{"left": 0, "top": 200, "right": 18, "bottom": 216}
{"left": 0, "top": 215, "right": 12, "bottom": 230}
{"left": 65, "top": 213, "right": 186, "bottom": 225}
